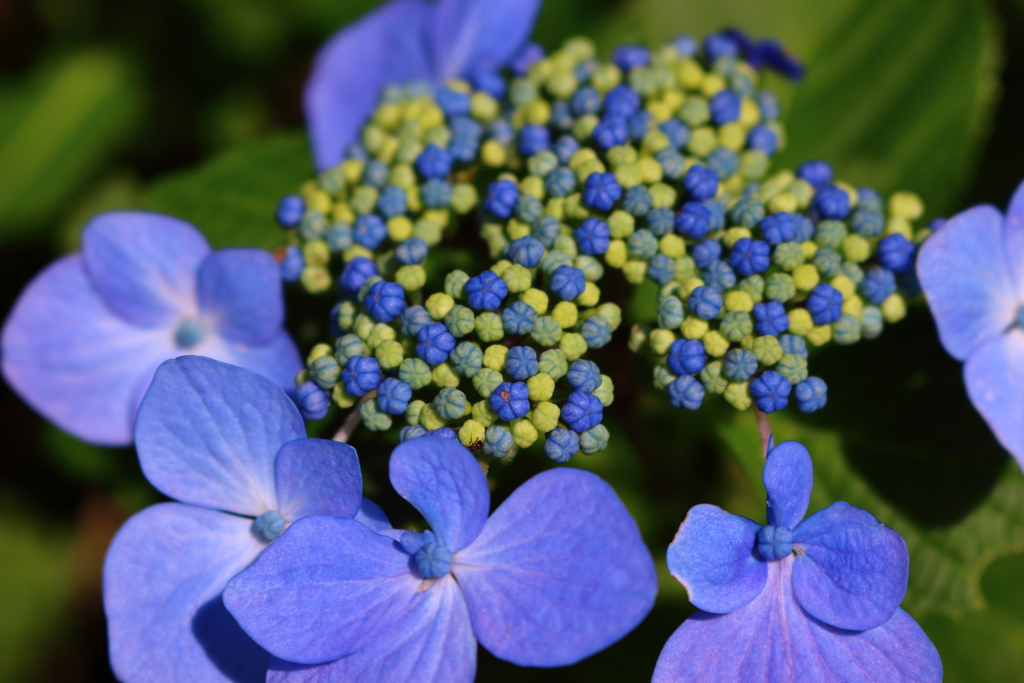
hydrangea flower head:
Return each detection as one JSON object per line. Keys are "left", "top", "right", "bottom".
{"left": 103, "top": 356, "right": 372, "bottom": 683}
{"left": 918, "top": 177, "right": 1024, "bottom": 467}
{"left": 1, "top": 211, "right": 301, "bottom": 446}
{"left": 223, "top": 436, "right": 658, "bottom": 682}
{"left": 653, "top": 439, "right": 941, "bottom": 682}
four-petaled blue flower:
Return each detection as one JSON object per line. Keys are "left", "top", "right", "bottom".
{"left": 342, "top": 355, "right": 382, "bottom": 396}
{"left": 417, "top": 322, "right": 457, "bottom": 365}
{"left": 683, "top": 165, "right": 719, "bottom": 201}
{"left": 806, "top": 282, "right": 843, "bottom": 324}
{"left": 749, "top": 370, "right": 791, "bottom": 413}
{"left": 653, "top": 439, "right": 941, "bottom": 682}
{"left": 918, "top": 178, "right": 1024, "bottom": 468}
{"left": 728, "top": 238, "right": 770, "bottom": 277}
{"left": 575, "top": 217, "right": 612, "bottom": 255}
{"left": 675, "top": 202, "right": 713, "bottom": 239}
{"left": 364, "top": 280, "right": 406, "bottom": 322}
{"left": 550, "top": 264, "right": 586, "bottom": 301}
{"left": 484, "top": 179, "right": 520, "bottom": 219}
{"left": 339, "top": 255, "right": 378, "bottom": 293}
{"left": 223, "top": 437, "right": 659, "bottom": 683}
{"left": 562, "top": 391, "right": 603, "bottom": 432}
{"left": 103, "top": 357, "right": 373, "bottom": 683}
{"left": 583, "top": 172, "right": 623, "bottom": 211}
{"left": 489, "top": 381, "right": 530, "bottom": 421}
{"left": 465, "top": 270, "right": 508, "bottom": 310}
{"left": 0, "top": 211, "right": 301, "bottom": 446}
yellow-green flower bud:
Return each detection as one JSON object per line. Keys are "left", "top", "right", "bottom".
{"left": 531, "top": 316, "right": 563, "bottom": 346}
{"left": 650, "top": 328, "right": 676, "bottom": 356}
{"left": 605, "top": 240, "right": 628, "bottom": 268}
{"left": 529, "top": 402, "right": 561, "bottom": 433}
{"left": 682, "top": 316, "right": 709, "bottom": 340}
{"left": 559, "top": 332, "right": 588, "bottom": 360}
{"left": 593, "top": 374, "right": 614, "bottom": 407}
{"left": 419, "top": 403, "right": 448, "bottom": 431}
{"left": 483, "top": 345, "right": 508, "bottom": 372}
{"left": 451, "top": 183, "right": 478, "bottom": 214}
{"left": 307, "top": 343, "right": 333, "bottom": 366}
{"left": 521, "top": 288, "right": 549, "bottom": 314}
{"left": 703, "top": 330, "right": 730, "bottom": 357}
{"left": 577, "top": 282, "right": 601, "bottom": 307}
{"left": 395, "top": 265, "right": 427, "bottom": 291}
{"left": 375, "top": 340, "right": 405, "bottom": 370}
{"left": 788, "top": 309, "right": 813, "bottom": 336}
{"left": 431, "top": 362, "right": 460, "bottom": 388}
{"left": 332, "top": 383, "right": 356, "bottom": 409}
{"left": 511, "top": 418, "right": 539, "bottom": 448}
{"left": 502, "top": 263, "right": 533, "bottom": 293}
{"left": 472, "top": 400, "right": 500, "bottom": 427}
{"left": 459, "top": 419, "right": 486, "bottom": 450}
{"left": 360, "top": 399, "right": 392, "bottom": 432}
{"left": 724, "top": 382, "right": 751, "bottom": 410}
{"left": 474, "top": 311, "right": 505, "bottom": 342}
{"left": 425, "top": 292, "right": 455, "bottom": 320}
{"left": 366, "top": 322, "right": 396, "bottom": 351}
{"left": 444, "top": 270, "right": 470, "bottom": 299}
{"left": 608, "top": 210, "right": 636, "bottom": 239}
{"left": 473, "top": 368, "right": 503, "bottom": 399}
{"left": 527, "top": 372, "right": 555, "bottom": 401}
{"left": 752, "top": 336, "right": 783, "bottom": 366}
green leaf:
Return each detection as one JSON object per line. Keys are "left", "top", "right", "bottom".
{"left": 0, "top": 49, "right": 141, "bottom": 238}
{"left": 719, "top": 410, "right": 1024, "bottom": 617}
{"left": 141, "top": 131, "right": 313, "bottom": 249}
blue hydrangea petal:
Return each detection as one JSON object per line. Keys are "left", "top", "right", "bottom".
{"left": 263, "top": 574, "right": 475, "bottom": 683}
{"left": 224, "top": 516, "right": 424, "bottom": 665}
{"left": 964, "top": 331, "right": 1024, "bottom": 468}
{"left": 81, "top": 211, "right": 210, "bottom": 328}
{"left": 665, "top": 504, "right": 766, "bottom": 614}
{"left": 304, "top": 0, "right": 434, "bottom": 171}
{"left": 197, "top": 248, "right": 284, "bottom": 346}
{"left": 1002, "top": 176, "right": 1024, "bottom": 294}
{"left": 104, "top": 503, "right": 268, "bottom": 683}
{"left": 652, "top": 559, "right": 941, "bottom": 683}
{"left": 136, "top": 357, "right": 305, "bottom": 516}
{"left": 763, "top": 440, "right": 813, "bottom": 530}
{"left": 453, "top": 468, "right": 657, "bottom": 667}
{"left": 274, "top": 438, "right": 362, "bottom": 521}
{"left": 201, "top": 330, "right": 303, "bottom": 399}
{"left": 353, "top": 496, "right": 392, "bottom": 532}
{"left": 917, "top": 204, "right": 1016, "bottom": 360}
{"left": 791, "top": 501, "right": 909, "bottom": 631}
{"left": 0, "top": 255, "right": 173, "bottom": 446}
{"left": 429, "top": 0, "right": 542, "bottom": 80}
{"left": 389, "top": 437, "right": 489, "bottom": 552}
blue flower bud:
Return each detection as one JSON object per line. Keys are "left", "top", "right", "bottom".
{"left": 747, "top": 124, "right": 778, "bottom": 155}
{"left": 759, "top": 213, "right": 797, "bottom": 246}
{"left": 545, "top": 167, "right": 577, "bottom": 197}
{"left": 572, "top": 86, "right": 603, "bottom": 116}
{"left": 567, "top": 359, "right": 602, "bottom": 393}
{"left": 339, "top": 256, "right": 378, "bottom": 294}
{"left": 508, "top": 236, "right": 545, "bottom": 268}
{"left": 656, "top": 148, "right": 686, "bottom": 179}
{"left": 436, "top": 86, "right": 470, "bottom": 116}
{"left": 797, "top": 160, "right": 833, "bottom": 189}
{"left": 310, "top": 355, "right": 340, "bottom": 390}
{"left": 488, "top": 118, "right": 514, "bottom": 146}
{"left": 421, "top": 179, "right": 452, "bottom": 209}
{"left": 728, "top": 238, "right": 771, "bottom": 277}
{"left": 545, "top": 427, "right": 580, "bottom": 463}
{"left": 857, "top": 187, "right": 883, "bottom": 212}
{"left": 428, "top": 426, "right": 459, "bottom": 440}
{"left": 484, "top": 180, "right": 519, "bottom": 219}
{"left": 673, "top": 33, "right": 697, "bottom": 56}
{"left": 723, "top": 348, "right": 758, "bottom": 382}
{"left": 515, "top": 194, "right": 543, "bottom": 225}
{"left": 604, "top": 84, "right": 641, "bottom": 119}
{"left": 793, "top": 213, "right": 814, "bottom": 242}
{"left": 575, "top": 217, "right": 611, "bottom": 255}
{"left": 502, "top": 300, "right": 538, "bottom": 335}
{"left": 416, "top": 322, "right": 456, "bottom": 365}
{"left": 581, "top": 315, "right": 613, "bottom": 348}
{"left": 850, "top": 208, "right": 884, "bottom": 237}
{"left": 753, "top": 301, "right": 790, "bottom": 337}
{"left": 433, "top": 387, "right": 468, "bottom": 420}
{"left": 276, "top": 194, "right": 305, "bottom": 228}
{"left": 449, "top": 342, "right": 483, "bottom": 378}
{"left": 702, "top": 259, "right": 737, "bottom": 293}
{"left": 279, "top": 245, "right": 304, "bottom": 282}
{"left": 376, "top": 377, "right": 413, "bottom": 415}
{"left": 648, "top": 253, "right": 677, "bottom": 286}
{"left": 469, "top": 68, "right": 506, "bottom": 97}
{"left": 877, "top": 233, "right": 916, "bottom": 273}
{"left": 647, "top": 207, "right": 675, "bottom": 236}
{"left": 511, "top": 41, "right": 544, "bottom": 76}
{"left": 592, "top": 116, "right": 629, "bottom": 149}
{"left": 466, "top": 270, "right": 509, "bottom": 311}
{"left": 660, "top": 118, "right": 690, "bottom": 148}
{"left": 342, "top": 356, "right": 381, "bottom": 396}
{"left": 579, "top": 424, "right": 610, "bottom": 455}
{"left": 668, "top": 339, "right": 706, "bottom": 375}
{"left": 296, "top": 381, "right": 329, "bottom": 421}
{"left": 353, "top": 214, "right": 387, "bottom": 249}
{"left": 377, "top": 185, "right": 408, "bottom": 219}
{"left": 688, "top": 285, "right": 723, "bottom": 320}
{"left": 629, "top": 110, "right": 653, "bottom": 141}
{"left": 519, "top": 124, "right": 551, "bottom": 156}
{"left": 484, "top": 424, "right": 515, "bottom": 457}
{"left": 795, "top": 376, "right": 828, "bottom": 413}
{"left": 668, "top": 374, "right": 705, "bottom": 410}
{"left": 627, "top": 229, "right": 659, "bottom": 260}
{"left": 812, "top": 247, "right": 842, "bottom": 277}
{"left": 675, "top": 201, "right": 712, "bottom": 239}
{"left": 364, "top": 280, "right": 406, "bottom": 323}
{"left": 325, "top": 222, "right": 353, "bottom": 252}
{"left": 583, "top": 172, "right": 623, "bottom": 212}
{"left": 415, "top": 144, "right": 452, "bottom": 181}
{"left": 705, "top": 32, "right": 741, "bottom": 60}
{"left": 757, "top": 525, "right": 793, "bottom": 560}
{"left": 730, "top": 197, "right": 765, "bottom": 228}
{"left": 562, "top": 391, "right": 603, "bottom": 432}
{"left": 362, "top": 160, "right": 389, "bottom": 188}
{"left": 703, "top": 199, "right": 727, "bottom": 231}
{"left": 400, "top": 305, "right": 432, "bottom": 338}
{"left": 612, "top": 44, "right": 650, "bottom": 71}
{"left": 806, "top": 282, "right": 844, "bottom": 324}
{"left": 623, "top": 185, "right": 653, "bottom": 216}
{"left": 550, "top": 265, "right": 586, "bottom": 300}
{"left": 554, "top": 135, "right": 580, "bottom": 164}
{"left": 811, "top": 185, "right": 851, "bottom": 220}
{"left": 709, "top": 89, "right": 741, "bottom": 125}
{"left": 750, "top": 370, "right": 792, "bottom": 413}
{"left": 683, "top": 165, "right": 719, "bottom": 201}
{"left": 449, "top": 136, "right": 479, "bottom": 163}
{"left": 541, "top": 250, "right": 573, "bottom": 275}
{"left": 395, "top": 237, "right": 429, "bottom": 266}
{"left": 345, "top": 143, "right": 368, "bottom": 162}
{"left": 691, "top": 240, "right": 721, "bottom": 270}
{"left": 506, "top": 346, "right": 539, "bottom": 381}
{"left": 860, "top": 267, "right": 897, "bottom": 305}
{"left": 399, "top": 425, "right": 428, "bottom": 442}
{"left": 489, "top": 381, "right": 530, "bottom": 421}
{"left": 707, "top": 146, "right": 740, "bottom": 178}
{"left": 779, "top": 334, "right": 808, "bottom": 358}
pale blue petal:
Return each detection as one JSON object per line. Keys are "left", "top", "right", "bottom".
{"left": 265, "top": 575, "right": 475, "bottom": 683}
{"left": 355, "top": 497, "right": 392, "bottom": 532}
{"left": 135, "top": 357, "right": 305, "bottom": 516}
{"left": 665, "top": 504, "right": 766, "bottom": 614}
{"left": 304, "top": 0, "right": 434, "bottom": 171}
{"left": 0, "top": 255, "right": 173, "bottom": 446}
{"left": 917, "top": 204, "right": 1017, "bottom": 360}
{"left": 792, "top": 502, "right": 908, "bottom": 631}
{"left": 275, "top": 438, "right": 362, "bottom": 521}
{"left": 652, "top": 558, "right": 942, "bottom": 683}
{"left": 389, "top": 437, "right": 489, "bottom": 552}
{"left": 103, "top": 503, "right": 268, "bottom": 683}
{"left": 81, "top": 211, "right": 209, "bottom": 328}
{"left": 1002, "top": 177, "right": 1024, "bottom": 297}
{"left": 202, "top": 330, "right": 303, "bottom": 396}
{"left": 453, "top": 468, "right": 657, "bottom": 667}
{"left": 198, "top": 249, "right": 285, "bottom": 346}
{"left": 763, "top": 440, "right": 813, "bottom": 529}
{"left": 430, "top": 0, "right": 542, "bottom": 80}
{"left": 224, "top": 516, "right": 420, "bottom": 665}
{"left": 964, "top": 330, "right": 1024, "bottom": 468}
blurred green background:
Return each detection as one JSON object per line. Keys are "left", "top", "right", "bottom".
{"left": 3, "top": 0, "right": 1024, "bottom": 680}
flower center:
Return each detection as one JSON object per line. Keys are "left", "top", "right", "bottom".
{"left": 757, "top": 525, "right": 793, "bottom": 560}
{"left": 253, "top": 510, "right": 285, "bottom": 542}
{"left": 1017, "top": 304, "right": 1024, "bottom": 329}
{"left": 414, "top": 540, "right": 452, "bottom": 578}
{"left": 175, "top": 318, "right": 206, "bottom": 349}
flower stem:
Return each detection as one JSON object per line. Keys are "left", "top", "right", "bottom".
{"left": 754, "top": 407, "right": 772, "bottom": 460}
{"left": 333, "top": 391, "right": 375, "bottom": 443}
